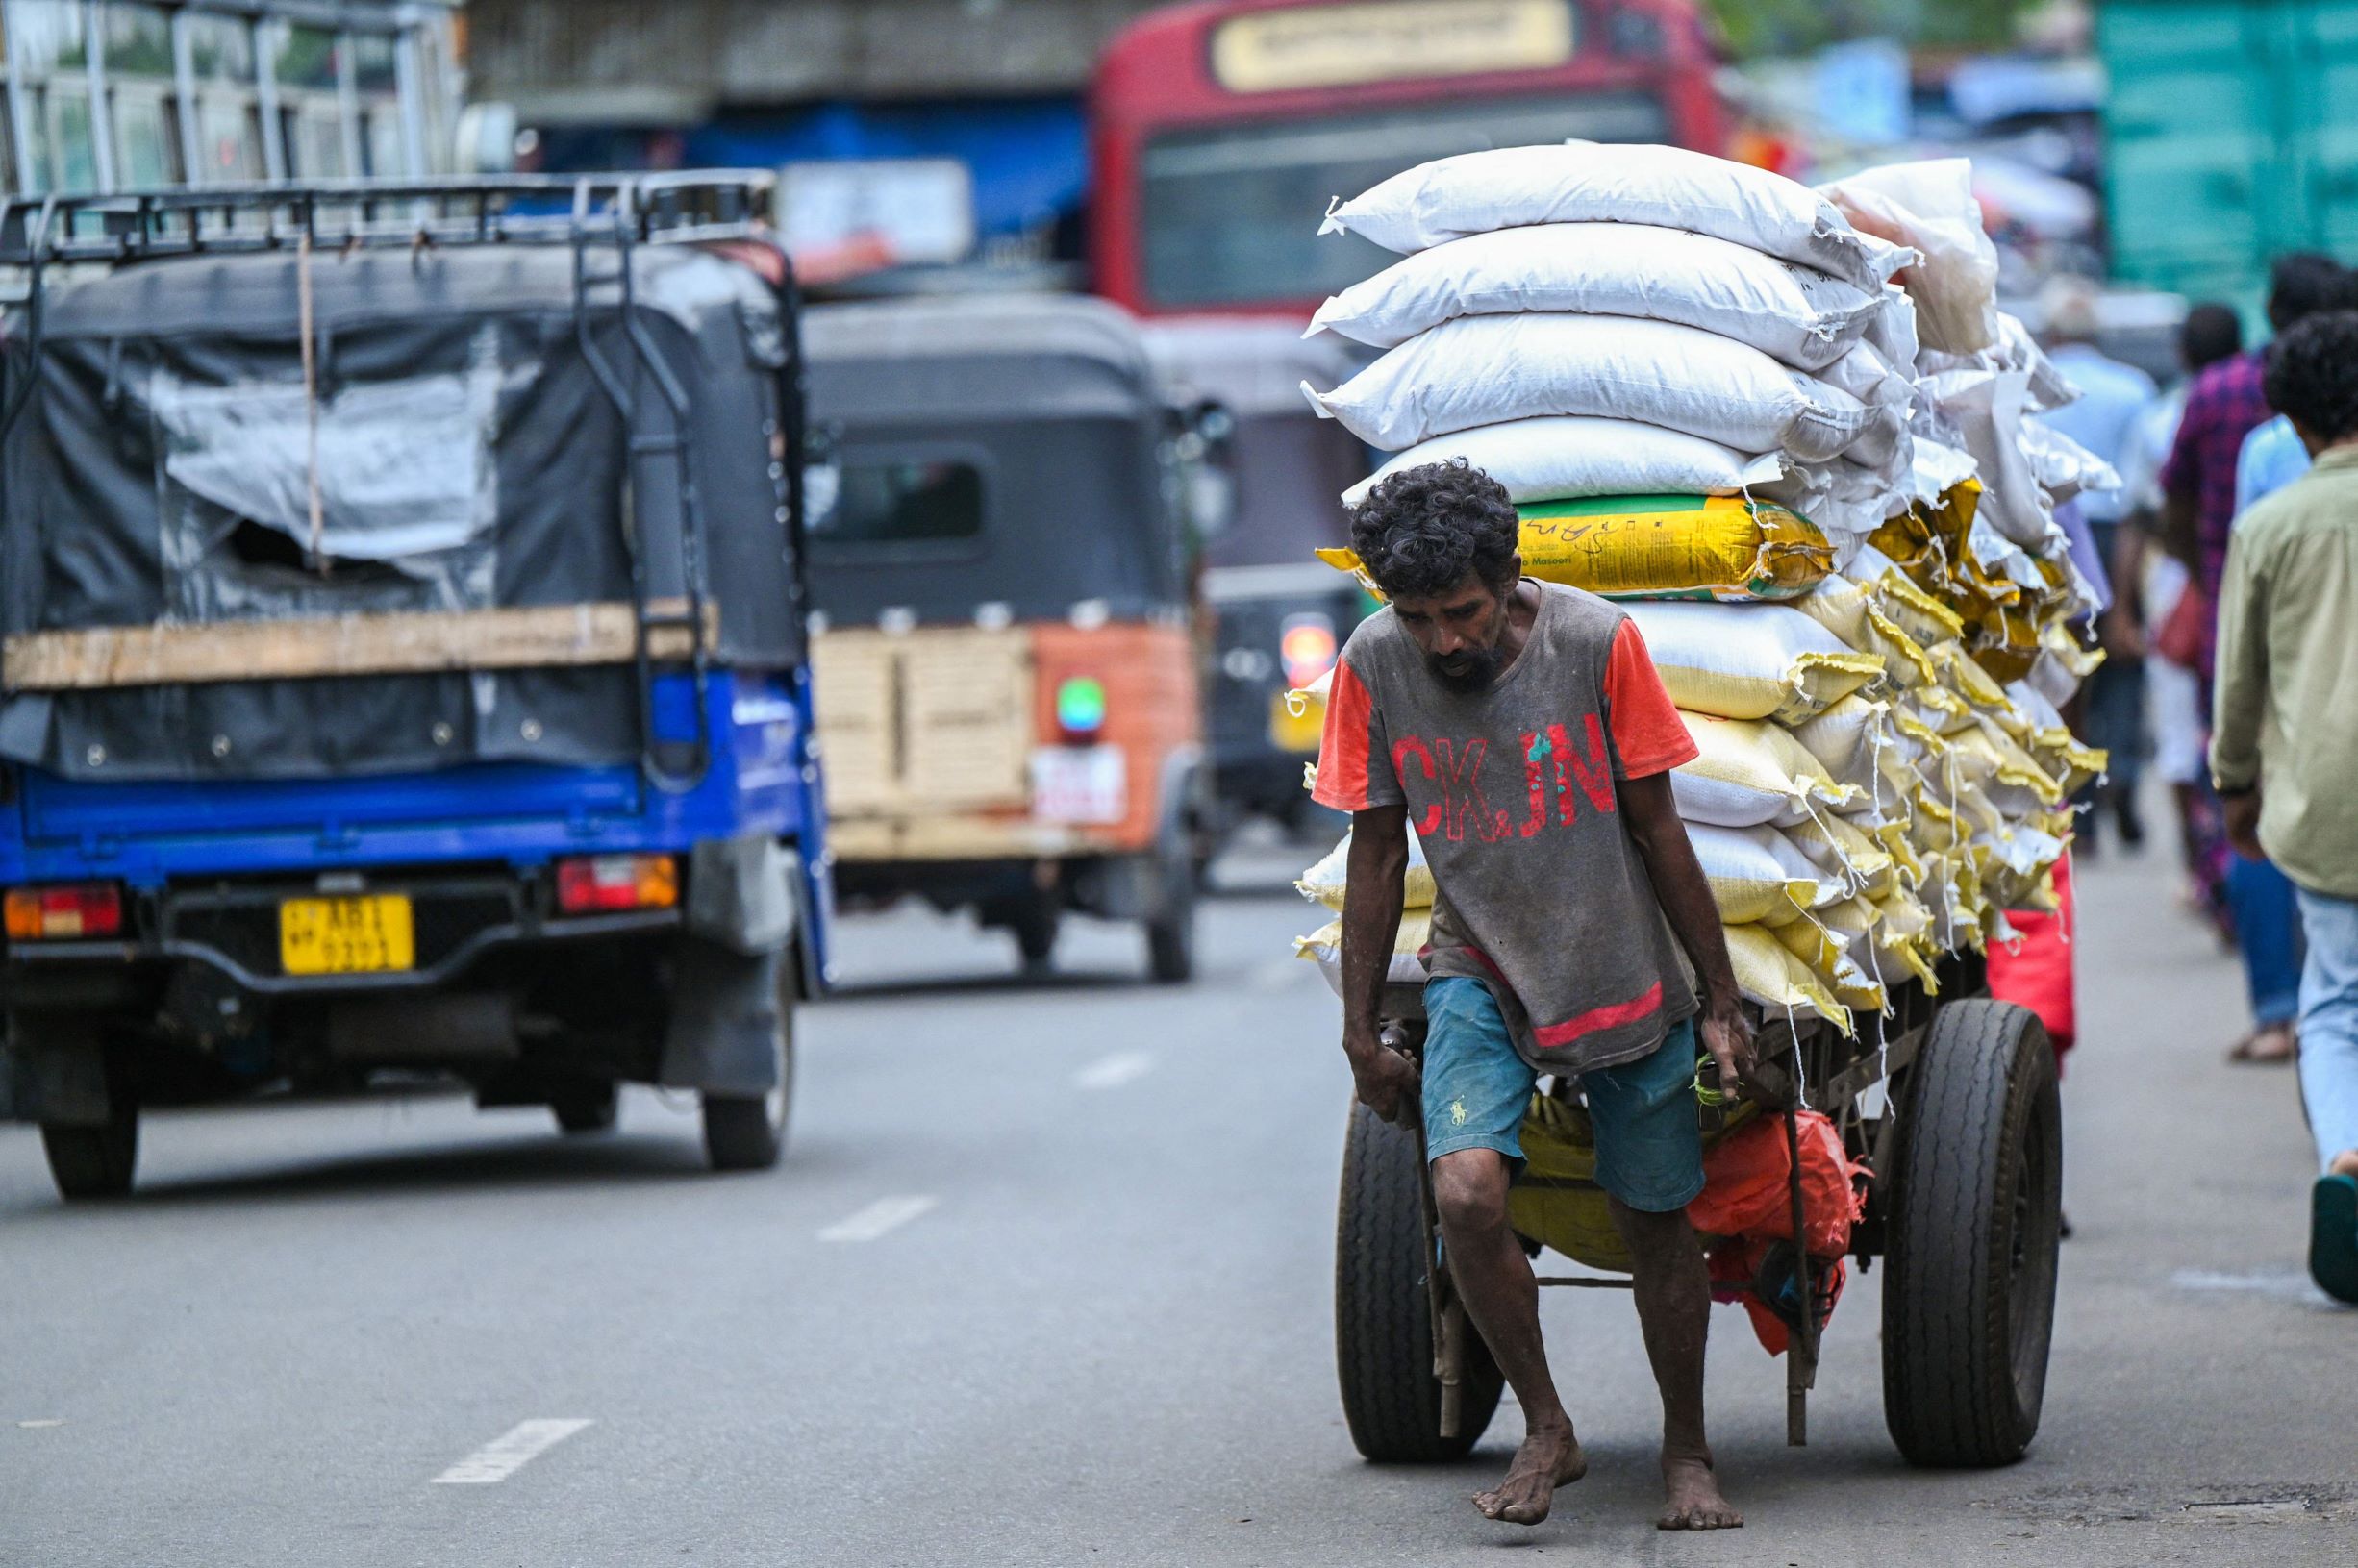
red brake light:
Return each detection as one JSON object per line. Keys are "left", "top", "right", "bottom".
{"left": 554, "top": 854, "right": 679, "bottom": 915}
{"left": 5, "top": 883, "right": 124, "bottom": 940}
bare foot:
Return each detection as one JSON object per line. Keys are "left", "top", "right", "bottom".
{"left": 1657, "top": 1453, "right": 1742, "bottom": 1531}
{"left": 1472, "top": 1421, "right": 1587, "bottom": 1527}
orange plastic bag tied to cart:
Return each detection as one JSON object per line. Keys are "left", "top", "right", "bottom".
{"left": 1687, "top": 1110, "right": 1869, "bottom": 1356}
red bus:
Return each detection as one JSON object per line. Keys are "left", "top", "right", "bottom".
{"left": 1091, "top": 0, "right": 1732, "bottom": 318}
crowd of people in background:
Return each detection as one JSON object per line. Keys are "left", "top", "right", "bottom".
{"left": 2036, "top": 259, "right": 2358, "bottom": 1303}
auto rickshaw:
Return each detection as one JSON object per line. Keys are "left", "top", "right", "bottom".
{"left": 0, "top": 175, "right": 828, "bottom": 1196}
{"left": 804, "top": 294, "right": 1216, "bottom": 982}
{"left": 1144, "top": 322, "right": 1374, "bottom": 840}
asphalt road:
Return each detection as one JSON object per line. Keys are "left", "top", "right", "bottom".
{"left": 3, "top": 827, "right": 2351, "bottom": 1567}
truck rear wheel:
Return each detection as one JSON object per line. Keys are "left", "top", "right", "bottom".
{"left": 41, "top": 1109, "right": 138, "bottom": 1202}
{"left": 702, "top": 998, "right": 794, "bottom": 1173}
{"left": 550, "top": 1081, "right": 619, "bottom": 1136}
{"left": 1335, "top": 1098, "right": 1503, "bottom": 1461}
{"left": 1882, "top": 999, "right": 2062, "bottom": 1468}
{"left": 1143, "top": 842, "right": 1198, "bottom": 985}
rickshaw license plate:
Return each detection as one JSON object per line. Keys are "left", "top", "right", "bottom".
{"left": 1269, "top": 690, "right": 1325, "bottom": 753}
{"left": 279, "top": 895, "right": 416, "bottom": 976}
{"left": 1031, "top": 746, "right": 1127, "bottom": 825}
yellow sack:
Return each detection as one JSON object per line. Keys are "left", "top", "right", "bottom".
{"left": 1781, "top": 809, "right": 1898, "bottom": 900}
{"left": 1674, "top": 710, "right": 1860, "bottom": 827}
{"left": 1623, "top": 601, "right": 1885, "bottom": 724}
{"left": 1791, "top": 574, "right": 1939, "bottom": 689}
{"left": 1690, "top": 823, "right": 1840, "bottom": 924}
{"left": 1295, "top": 909, "right": 1429, "bottom": 990}
{"left": 1317, "top": 494, "right": 1835, "bottom": 605}
{"left": 1295, "top": 831, "right": 1436, "bottom": 911}
{"left": 1510, "top": 1091, "right": 1758, "bottom": 1274}
{"left": 1725, "top": 923, "right": 1852, "bottom": 1032}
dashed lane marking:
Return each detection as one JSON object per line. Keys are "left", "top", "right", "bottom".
{"left": 1075, "top": 1051, "right": 1155, "bottom": 1090}
{"left": 818, "top": 1194, "right": 939, "bottom": 1243}
{"left": 431, "top": 1419, "right": 593, "bottom": 1485}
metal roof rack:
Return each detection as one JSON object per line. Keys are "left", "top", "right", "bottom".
{"left": 0, "top": 170, "right": 786, "bottom": 795}
{"left": 0, "top": 171, "right": 776, "bottom": 265}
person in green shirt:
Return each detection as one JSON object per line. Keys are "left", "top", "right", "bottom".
{"left": 2210, "top": 310, "right": 2358, "bottom": 1304}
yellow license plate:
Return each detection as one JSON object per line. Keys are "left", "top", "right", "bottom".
{"left": 279, "top": 895, "right": 415, "bottom": 976}
{"left": 1269, "top": 689, "right": 1326, "bottom": 754}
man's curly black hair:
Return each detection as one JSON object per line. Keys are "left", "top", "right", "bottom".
{"left": 2263, "top": 310, "right": 2358, "bottom": 444}
{"left": 1348, "top": 459, "right": 1519, "bottom": 600}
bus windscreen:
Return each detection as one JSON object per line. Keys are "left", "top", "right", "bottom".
{"left": 1139, "top": 92, "right": 1669, "bottom": 310}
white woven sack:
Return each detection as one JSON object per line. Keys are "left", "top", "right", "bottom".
{"left": 1321, "top": 142, "right": 1912, "bottom": 293}
{"left": 1339, "top": 416, "right": 1787, "bottom": 509}
{"left": 1308, "top": 223, "right": 1887, "bottom": 369}
{"left": 1305, "top": 313, "right": 1905, "bottom": 464}
{"left": 1818, "top": 160, "right": 1999, "bottom": 355}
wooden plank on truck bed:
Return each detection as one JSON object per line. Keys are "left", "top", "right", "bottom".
{"left": 3, "top": 600, "right": 717, "bottom": 692}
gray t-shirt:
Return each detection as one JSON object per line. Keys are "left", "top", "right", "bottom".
{"left": 1315, "top": 581, "right": 1700, "bottom": 1073}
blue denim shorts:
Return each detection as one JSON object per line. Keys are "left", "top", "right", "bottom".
{"left": 1422, "top": 975, "right": 1706, "bottom": 1212}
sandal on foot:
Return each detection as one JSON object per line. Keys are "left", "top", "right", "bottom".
{"left": 2228, "top": 1027, "right": 2297, "bottom": 1065}
{"left": 2310, "top": 1175, "right": 2358, "bottom": 1306}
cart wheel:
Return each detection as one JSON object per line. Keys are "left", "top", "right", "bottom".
{"left": 550, "top": 1081, "right": 620, "bottom": 1136}
{"left": 1335, "top": 1099, "right": 1504, "bottom": 1462}
{"left": 1881, "top": 999, "right": 2062, "bottom": 1467}
{"left": 703, "top": 987, "right": 795, "bottom": 1173}
{"left": 41, "top": 1109, "right": 138, "bottom": 1202}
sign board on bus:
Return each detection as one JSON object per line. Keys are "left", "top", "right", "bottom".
{"left": 1210, "top": 0, "right": 1577, "bottom": 94}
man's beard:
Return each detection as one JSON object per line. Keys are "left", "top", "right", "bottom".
{"left": 1427, "top": 643, "right": 1504, "bottom": 693}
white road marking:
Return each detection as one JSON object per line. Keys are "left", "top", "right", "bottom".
{"left": 819, "top": 1195, "right": 938, "bottom": 1243}
{"left": 2169, "top": 1268, "right": 2334, "bottom": 1305}
{"left": 431, "top": 1419, "right": 594, "bottom": 1485}
{"left": 16, "top": 1419, "right": 63, "bottom": 1429}
{"left": 1075, "top": 1051, "right": 1155, "bottom": 1090}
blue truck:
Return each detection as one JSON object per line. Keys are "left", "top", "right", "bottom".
{"left": 0, "top": 175, "right": 830, "bottom": 1198}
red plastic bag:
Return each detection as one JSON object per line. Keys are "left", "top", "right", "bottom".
{"left": 1687, "top": 1110, "right": 1866, "bottom": 1257}
{"left": 1689, "top": 1109, "right": 1869, "bottom": 1357}
{"left": 1989, "top": 853, "right": 2077, "bottom": 1060}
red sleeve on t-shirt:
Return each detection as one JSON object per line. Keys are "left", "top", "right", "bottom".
{"left": 1603, "top": 619, "right": 1697, "bottom": 780}
{"left": 1311, "top": 658, "right": 1400, "bottom": 812}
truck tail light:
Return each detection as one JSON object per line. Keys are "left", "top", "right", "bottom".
{"left": 555, "top": 855, "right": 679, "bottom": 914}
{"left": 1281, "top": 615, "right": 1338, "bottom": 689}
{"left": 5, "top": 882, "right": 124, "bottom": 940}
{"left": 1055, "top": 675, "right": 1108, "bottom": 742}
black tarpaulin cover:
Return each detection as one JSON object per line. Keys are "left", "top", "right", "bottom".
{"left": 0, "top": 242, "right": 799, "bottom": 782}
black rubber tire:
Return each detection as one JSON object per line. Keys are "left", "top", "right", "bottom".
{"left": 1143, "top": 851, "right": 1198, "bottom": 985}
{"left": 701, "top": 1002, "right": 794, "bottom": 1173}
{"left": 550, "top": 1082, "right": 620, "bottom": 1136}
{"left": 1012, "top": 899, "right": 1061, "bottom": 971}
{"left": 41, "top": 1111, "right": 138, "bottom": 1202}
{"left": 1335, "top": 1099, "right": 1504, "bottom": 1462}
{"left": 1882, "top": 999, "right": 2063, "bottom": 1468}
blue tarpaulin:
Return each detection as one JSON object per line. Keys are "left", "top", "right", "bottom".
{"left": 677, "top": 100, "right": 1088, "bottom": 240}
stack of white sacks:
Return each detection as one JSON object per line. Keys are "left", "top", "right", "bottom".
{"left": 1292, "top": 144, "right": 2111, "bottom": 1033}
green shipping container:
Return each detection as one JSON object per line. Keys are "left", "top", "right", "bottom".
{"left": 2100, "top": 0, "right": 2358, "bottom": 310}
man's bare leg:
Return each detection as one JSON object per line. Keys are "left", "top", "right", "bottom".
{"left": 1430, "top": 1149, "right": 1586, "bottom": 1526}
{"left": 1610, "top": 1199, "right": 1743, "bottom": 1531}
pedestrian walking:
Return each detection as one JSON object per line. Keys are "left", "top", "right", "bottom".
{"left": 2114, "top": 304, "right": 2245, "bottom": 912}
{"left": 2208, "top": 310, "right": 2358, "bottom": 1304}
{"left": 2161, "top": 255, "right": 2352, "bottom": 1064}
{"left": 1316, "top": 460, "right": 1757, "bottom": 1530}
{"left": 2038, "top": 281, "right": 2158, "bottom": 853}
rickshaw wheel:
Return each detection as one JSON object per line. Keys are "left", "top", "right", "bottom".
{"left": 702, "top": 981, "right": 796, "bottom": 1173}
{"left": 1143, "top": 842, "right": 1198, "bottom": 985}
{"left": 1335, "top": 1098, "right": 1503, "bottom": 1461}
{"left": 41, "top": 1110, "right": 138, "bottom": 1201}
{"left": 1881, "top": 1000, "right": 2062, "bottom": 1468}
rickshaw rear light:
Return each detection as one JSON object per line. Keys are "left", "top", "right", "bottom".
{"left": 1055, "top": 676, "right": 1108, "bottom": 740}
{"left": 1281, "top": 615, "right": 1338, "bottom": 689}
{"left": 555, "top": 854, "right": 679, "bottom": 914}
{"left": 5, "top": 882, "right": 123, "bottom": 940}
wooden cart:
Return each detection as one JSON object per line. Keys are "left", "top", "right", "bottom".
{"left": 1333, "top": 958, "right": 2064, "bottom": 1467}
